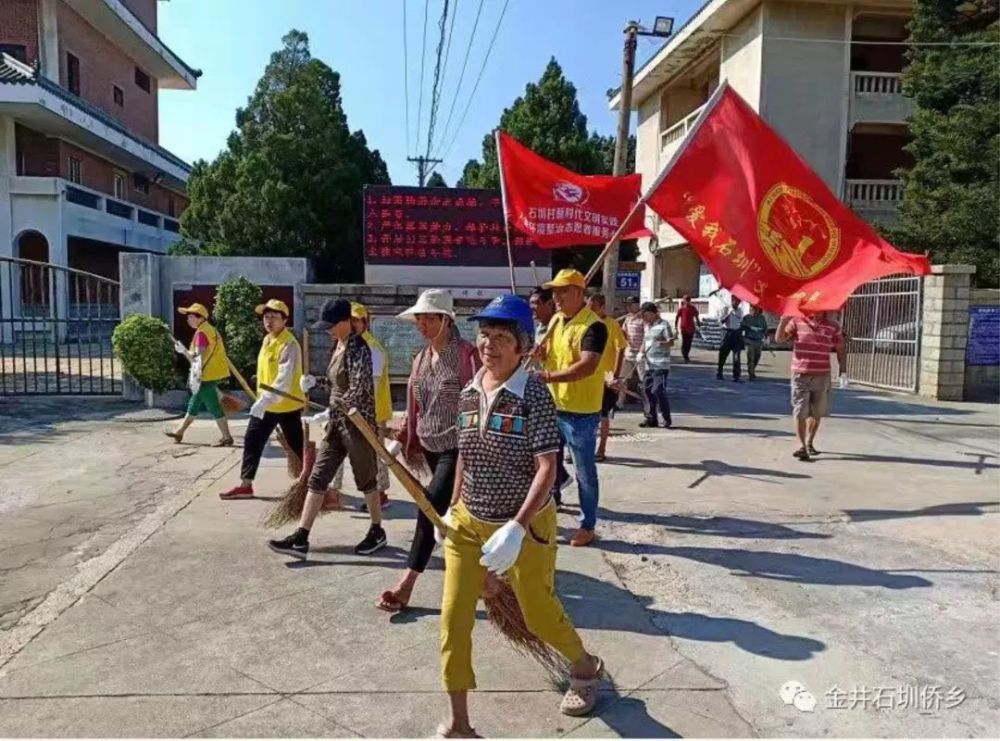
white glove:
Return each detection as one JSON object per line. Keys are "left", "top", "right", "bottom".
{"left": 479, "top": 520, "right": 526, "bottom": 576}
{"left": 249, "top": 392, "right": 277, "bottom": 419}
{"left": 173, "top": 339, "right": 190, "bottom": 357}
{"left": 838, "top": 373, "right": 849, "bottom": 390}
{"left": 300, "top": 375, "right": 317, "bottom": 393}
{"left": 305, "top": 408, "right": 330, "bottom": 425}
{"left": 434, "top": 507, "right": 454, "bottom": 545}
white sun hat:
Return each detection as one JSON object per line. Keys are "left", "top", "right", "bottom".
{"left": 398, "top": 288, "right": 456, "bottom": 322}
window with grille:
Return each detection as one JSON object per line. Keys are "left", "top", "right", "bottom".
{"left": 134, "top": 67, "right": 150, "bottom": 93}
{"left": 114, "top": 171, "right": 127, "bottom": 200}
{"left": 68, "top": 157, "right": 82, "bottom": 184}
{"left": 67, "top": 53, "right": 80, "bottom": 95}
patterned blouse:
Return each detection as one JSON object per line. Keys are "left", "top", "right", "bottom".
{"left": 412, "top": 336, "right": 463, "bottom": 453}
{"left": 325, "top": 333, "right": 376, "bottom": 427}
{"left": 457, "top": 368, "right": 561, "bottom": 522}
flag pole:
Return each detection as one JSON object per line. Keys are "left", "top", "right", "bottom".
{"left": 495, "top": 129, "right": 518, "bottom": 293}
{"left": 583, "top": 81, "right": 731, "bottom": 287}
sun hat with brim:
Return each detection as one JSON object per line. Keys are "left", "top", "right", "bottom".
{"left": 312, "top": 298, "right": 352, "bottom": 330}
{"left": 255, "top": 299, "right": 290, "bottom": 317}
{"left": 398, "top": 289, "right": 456, "bottom": 322}
{"left": 468, "top": 294, "right": 535, "bottom": 338}
{"left": 350, "top": 301, "right": 369, "bottom": 320}
{"left": 178, "top": 303, "right": 209, "bottom": 319}
{"left": 543, "top": 269, "right": 586, "bottom": 290}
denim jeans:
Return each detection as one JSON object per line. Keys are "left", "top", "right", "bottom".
{"left": 643, "top": 368, "right": 672, "bottom": 426}
{"left": 556, "top": 412, "right": 600, "bottom": 530}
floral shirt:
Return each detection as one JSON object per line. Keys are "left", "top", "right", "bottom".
{"left": 326, "top": 333, "right": 375, "bottom": 428}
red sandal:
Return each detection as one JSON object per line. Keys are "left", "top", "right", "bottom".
{"left": 376, "top": 589, "right": 409, "bottom": 613}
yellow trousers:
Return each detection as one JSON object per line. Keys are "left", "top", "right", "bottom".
{"left": 440, "top": 499, "right": 586, "bottom": 691}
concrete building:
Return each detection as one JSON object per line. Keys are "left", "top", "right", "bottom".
{"left": 0, "top": 0, "right": 196, "bottom": 280}
{"left": 610, "top": 0, "right": 912, "bottom": 303}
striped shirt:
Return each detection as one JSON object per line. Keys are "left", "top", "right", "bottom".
{"left": 788, "top": 317, "right": 843, "bottom": 375}
{"left": 413, "top": 337, "right": 463, "bottom": 452}
{"left": 622, "top": 313, "right": 645, "bottom": 358}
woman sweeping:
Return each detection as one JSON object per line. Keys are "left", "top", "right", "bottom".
{"left": 377, "top": 289, "right": 479, "bottom": 613}
{"left": 168, "top": 302, "right": 234, "bottom": 447}
{"left": 436, "top": 294, "right": 603, "bottom": 738}
{"left": 267, "top": 298, "right": 386, "bottom": 558}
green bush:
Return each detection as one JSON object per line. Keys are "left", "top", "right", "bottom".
{"left": 214, "top": 277, "right": 263, "bottom": 381}
{"left": 112, "top": 314, "right": 179, "bottom": 393}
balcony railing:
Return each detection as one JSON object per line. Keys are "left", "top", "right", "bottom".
{"left": 60, "top": 180, "right": 179, "bottom": 232}
{"left": 660, "top": 104, "right": 705, "bottom": 152}
{"left": 853, "top": 71, "right": 903, "bottom": 95}
{"left": 846, "top": 179, "right": 903, "bottom": 207}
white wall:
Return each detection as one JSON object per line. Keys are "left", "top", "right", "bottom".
{"left": 634, "top": 93, "right": 661, "bottom": 302}
{"left": 760, "top": 1, "right": 852, "bottom": 191}
{"left": 364, "top": 264, "right": 547, "bottom": 292}
{"left": 721, "top": 5, "right": 765, "bottom": 109}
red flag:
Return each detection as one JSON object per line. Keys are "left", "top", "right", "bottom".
{"left": 645, "top": 85, "right": 930, "bottom": 315}
{"left": 497, "top": 131, "right": 651, "bottom": 248}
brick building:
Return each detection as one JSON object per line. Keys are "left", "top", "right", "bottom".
{"left": 0, "top": 0, "right": 197, "bottom": 280}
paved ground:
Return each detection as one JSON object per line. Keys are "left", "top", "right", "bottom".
{"left": 0, "top": 348, "right": 998, "bottom": 737}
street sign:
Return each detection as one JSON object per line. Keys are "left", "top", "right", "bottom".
{"left": 616, "top": 271, "right": 641, "bottom": 292}
{"left": 967, "top": 305, "right": 1000, "bottom": 366}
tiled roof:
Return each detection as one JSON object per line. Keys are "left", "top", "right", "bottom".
{"left": 0, "top": 54, "right": 191, "bottom": 175}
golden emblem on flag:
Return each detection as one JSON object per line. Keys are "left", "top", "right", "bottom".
{"left": 757, "top": 183, "right": 840, "bottom": 279}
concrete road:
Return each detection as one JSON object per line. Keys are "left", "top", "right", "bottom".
{"left": 0, "top": 349, "right": 997, "bottom": 737}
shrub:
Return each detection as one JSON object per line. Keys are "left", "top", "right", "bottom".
{"left": 112, "top": 314, "right": 179, "bottom": 393}
{"left": 213, "top": 277, "right": 263, "bottom": 381}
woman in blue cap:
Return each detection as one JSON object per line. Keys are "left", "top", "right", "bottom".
{"left": 434, "top": 294, "right": 604, "bottom": 738}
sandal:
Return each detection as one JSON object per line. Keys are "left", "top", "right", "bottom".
{"left": 376, "top": 588, "right": 410, "bottom": 613}
{"left": 164, "top": 431, "right": 183, "bottom": 444}
{"left": 560, "top": 656, "right": 604, "bottom": 717}
{"left": 435, "top": 723, "right": 482, "bottom": 738}
{"left": 213, "top": 437, "right": 234, "bottom": 448}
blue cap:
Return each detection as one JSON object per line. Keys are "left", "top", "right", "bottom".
{"left": 468, "top": 294, "right": 535, "bottom": 338}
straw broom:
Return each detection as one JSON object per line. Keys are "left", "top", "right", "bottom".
{"left": 257, "top": 384, "right": 569, "bottom": 681}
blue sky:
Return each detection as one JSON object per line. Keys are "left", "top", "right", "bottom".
{"left": 158, "top": 0, "right": 702, "bottom": 185}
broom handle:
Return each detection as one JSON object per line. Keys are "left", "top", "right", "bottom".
{"left": 227, "top": 360, "right": 257, "bottom": 400}
{"left": 260, "top": 383, "right": 325, "bottom": 412}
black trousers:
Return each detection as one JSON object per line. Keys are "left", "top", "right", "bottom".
{"left": 241, "top": 409, "right": 305, "bottom": 481}
{"left": 717, "top": 330, "right": 744, "bottom": 380}
{"left": 409, "top": 448, "right": 458, "bottom": 573}
{"left": 681, "top": 331, "right": 695, "bottom": 361}
{"left": 643, "top": 368, "right": 673, "bottom": 425}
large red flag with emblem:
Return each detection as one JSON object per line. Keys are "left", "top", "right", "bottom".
{"left": 645, "top": 84, "right": 929, "bottom": 315}
{"left": 497, "top": 131, "right": 651, "bottom": 248}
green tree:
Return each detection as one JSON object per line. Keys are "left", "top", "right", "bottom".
{"left": 180, "top": 31, "right": 390, "bottom": 282}
{"left": 213, "top": 277, "right": 263, "bottom": 381}
{"left": 892, "top": 0, "right": 999, "bottom": 286}
{"left": 426, "top": 171, "right": 448, "bottom": 187}
{"left": 589, "top": 132, "right": 636, "bottom": 175}
{"left": 455, "top": 159, "right": 481, "bottom": 188}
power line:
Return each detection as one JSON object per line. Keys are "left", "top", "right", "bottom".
{"left": 415, "top": 0, "right": 430, "bottom": 153}
{"left": 433, "top": 0, "right": 485, "bottom": 157}
{"left": 402, "top": 0, "right": 411, "bottom": 155}
{"left": 435, "top": 0, "right": 510, "bottom": 166}
{"left": 424, "top": 0, "right": 451, "bottom": 159}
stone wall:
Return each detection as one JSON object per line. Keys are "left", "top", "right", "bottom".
{"left": 964, "top": 288, "right": 1000, "bottom": 403}
{"left": 919, "top": 265, "right": 975, "bottom": 401}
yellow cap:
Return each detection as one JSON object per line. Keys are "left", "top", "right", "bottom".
{"left": 350, "top": 301, "right": 369, "bottom": 320}
{"left": 178, "top": 303, "right": 209, "bottom": 319}
{"left": 543, "top": 269, "right": 586, "bottom": 290}
{"left": 255, "top": 299, "right": 290, "bottom": 317}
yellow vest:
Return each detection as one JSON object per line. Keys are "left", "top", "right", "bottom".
{"left": 598, "top": 316, "right": 628, "bottom": 378}
{"left": 191, "top": 322, "right": 230, "bottom": 383}
{"left": 363, "top": 331, "right": 392, "bottom": 424}
{"left": 547, "top": 306, "right": 606, "bottom": 414}
{"left": 256, "top": 328, "right": 304, "bottom": 414}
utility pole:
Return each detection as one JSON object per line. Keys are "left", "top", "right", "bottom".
{"left": 408, "top": 155, "right": 443, "bottom": 187}
{"left": 602, "top": 22, "right": 638, "bottom": 312}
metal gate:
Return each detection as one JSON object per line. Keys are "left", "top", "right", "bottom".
{"left": 0, "top": 257, "right": 121, "bottom": 395}
{"left": 841, "top": 274, "right": 923, "bottom": 393}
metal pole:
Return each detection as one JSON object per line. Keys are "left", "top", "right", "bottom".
{"left": 495, "top": 130, "right": 517, "bottom": 293}
{"left": 601, "top": 22, "right": 638, "bottom": 311}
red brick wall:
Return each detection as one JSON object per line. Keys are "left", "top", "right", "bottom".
{"left": 15, "top": 124, "right": 60, "bottom": 177}
{"left": 122, "top": 0, "right": 157, "bottom": 33}
{"left": 58, "top": 3, "right": 158, "bottom": 143}
{"left": 0, "top": 0, "right": 40, "bottom": 65}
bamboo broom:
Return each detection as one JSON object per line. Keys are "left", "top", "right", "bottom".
{"left": 258, "top": 384, "right": 569, "bottom": 682}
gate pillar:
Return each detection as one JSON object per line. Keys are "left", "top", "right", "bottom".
{"left": 919, "top": 264, "right": 976, "bottom": 402}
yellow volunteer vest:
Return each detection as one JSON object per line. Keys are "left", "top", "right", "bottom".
{"left": 191, "top": 322, "right": 230, "bottom": 383}
{"left": 548, "top": 306, "right": 606, "bottom": 414}
{"left": 363, "top": 331, "right": 392, "bottom": 424}
{"left": 597, "top": 316, "right": 626, "bottom": 378}
{"left": 256, "top": 328, "right": 304, "bottom": 414}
